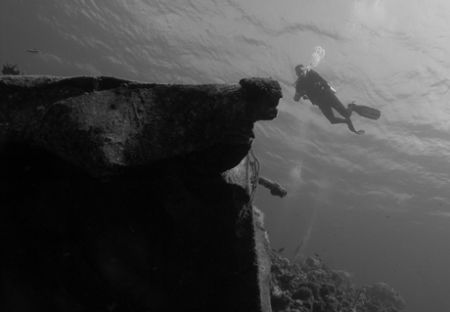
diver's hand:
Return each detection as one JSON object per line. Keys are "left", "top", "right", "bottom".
{"left": 294, "top": 94, "right": 308, "bottom": 102}
{"left": 354, "top": 129, "right": 365, "bottom": 135}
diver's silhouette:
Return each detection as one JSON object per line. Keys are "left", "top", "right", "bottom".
{"left": 294, "top": 64, "right": 380, "bottom": 134}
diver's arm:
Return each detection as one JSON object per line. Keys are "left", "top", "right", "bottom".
{"left": 294, "top": 79, "right": 307, "bottom": 101}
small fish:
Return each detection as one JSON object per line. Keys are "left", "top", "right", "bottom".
{"left": 26, "top": 49, "right": 41, "bottom": 54}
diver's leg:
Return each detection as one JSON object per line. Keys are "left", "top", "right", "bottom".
{"left": 319, "top": 104, "right": 364, "bottom": 134}
{"left": 330, "top": 96, "right": 352, "bottom": 119}
{"left": 330, "top": 97, "right": 365, "bottom": 134}
{"left": 318, "top": 105, "right": 348, "bottom": 124}
{"left": 345, "top": 118, "right": 364, "bottom": 134}
{"left": 347, "top": 101, "right": 355, "bottom": 112}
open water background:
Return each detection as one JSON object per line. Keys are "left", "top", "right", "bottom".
{"left": 2, "top": 1, "right": 450, "bottom": 311}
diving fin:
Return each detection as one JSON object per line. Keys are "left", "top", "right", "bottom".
{"left": 349, "top": 104, "right": 381, "bottom": 120}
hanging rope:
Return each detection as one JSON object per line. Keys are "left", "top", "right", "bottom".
{"left": 248, "top": 147, "right": 260, "bottom": 202}
{"left": 247, "top": 147, "right": 287, "bottom": 199}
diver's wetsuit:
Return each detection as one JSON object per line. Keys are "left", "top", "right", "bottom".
{"left": 294, "top": 69, "right": 351, "bottom": 122}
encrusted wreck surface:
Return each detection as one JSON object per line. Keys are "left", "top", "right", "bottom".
{"left": 0, "top": 75, "right": 280, "bottom": 176}
{"left": 0, "top": 76, "right": 281, "bottom": 312}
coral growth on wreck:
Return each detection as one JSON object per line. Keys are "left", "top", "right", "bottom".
{"left": 270, "top": 251, "right": 406, "bottom": 312}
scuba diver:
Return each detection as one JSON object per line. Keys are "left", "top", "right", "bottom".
{"left": 293, "top": 64, "right": 380, "bottom": 134}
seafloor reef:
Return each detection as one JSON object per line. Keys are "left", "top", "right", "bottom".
{"left": 270, "top": 251, "right": 406, "bottom": 312}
